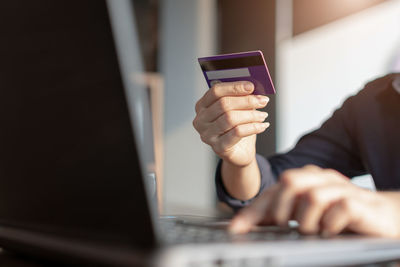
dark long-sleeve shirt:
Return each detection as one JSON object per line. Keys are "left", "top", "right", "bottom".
{"left": 216, "top": 73, "right": 400, "bottom": 211}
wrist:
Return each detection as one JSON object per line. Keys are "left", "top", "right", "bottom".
{"left": 221, "top": 157, "right": 261, "bottom": 201}
{"left": 222, "top": 154, "right": 257, "bottom": 169}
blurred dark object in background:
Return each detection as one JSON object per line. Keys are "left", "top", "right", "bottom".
{"left": 218, "top": 0, "right": 277, "bottom": 158}
{"left": 133, "top": 0, "right": 159, "bottom": 72}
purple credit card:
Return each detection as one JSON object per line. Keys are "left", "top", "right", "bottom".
{"left": 198, "top": 50, "right": 276, "bottom": 95}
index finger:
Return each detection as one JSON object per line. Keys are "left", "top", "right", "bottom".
{"left": 229, "top": 184, "right": 279, "bottom": 234}
{"left": 195, "top": 81, "right": 254, "bottom": 113}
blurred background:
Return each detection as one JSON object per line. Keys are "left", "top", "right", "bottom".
{"left": 134, "top": 0, "right": 400, "bottom": 214}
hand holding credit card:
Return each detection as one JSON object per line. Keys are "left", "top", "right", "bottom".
{"left": 198, "top": 50, "right": 275, "bottom": 95}
{"left": 194, "top": 51, "right": 272, "bottom": 205}
{"left": 193, "top": 50, "right": 271, "bottom": 170}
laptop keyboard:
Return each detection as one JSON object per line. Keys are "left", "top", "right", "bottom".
{"left": 160, "top": 219, "right": 301, "bottom": 244}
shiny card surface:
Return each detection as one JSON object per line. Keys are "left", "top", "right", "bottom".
{"left": 198, "top": 50, "right": 276, "bottom": 95}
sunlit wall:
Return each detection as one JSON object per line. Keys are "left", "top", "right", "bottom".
{"left": 276, "top": 0, "right": 400, "bottom": 188}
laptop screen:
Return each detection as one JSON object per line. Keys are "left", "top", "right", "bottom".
{"left": 0, "top": 0, "right": 157, "bottom": 248}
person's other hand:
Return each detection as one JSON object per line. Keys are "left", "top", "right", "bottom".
{"left": 192, "top": 81, "right": 269, "bottom": 167}
{"left": 230, "top": 165, "right": 400, "bottom": 238}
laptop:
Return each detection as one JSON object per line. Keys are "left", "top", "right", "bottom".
{"left": 1, "top": 1, "right": 400, "bottom": 266}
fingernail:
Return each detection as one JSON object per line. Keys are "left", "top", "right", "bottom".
{"left": 244, "top": 82, "right": 254, "bottom": 92}
{"left": 256, "top": 95, "right": 269, "bottom": 105}
{"left": 260, "top": 122, "right": 270, "bottom": 129}
{"left": 258, "top": 112, "right": 268, "bottom": 120}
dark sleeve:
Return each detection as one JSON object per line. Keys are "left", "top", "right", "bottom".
{"left": 268, "top": 95, "right": 366, "bottom": 178}
{"left": 215, "top": 154, "right": 276, "bottom": 212}
{"left": 216, "top": 93, "right": 366, "bottom": 211}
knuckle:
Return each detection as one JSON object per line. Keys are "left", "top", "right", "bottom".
{"left": 246, "top": 95, "right": 255, "bottom": 107}
{"left": 304, "top": 164, "right": 320, "bottom": 171}
{"left": 304, "top": 190, "right": 321, "bottom": 205}
{"left": 326, "top": 168, "right": 348, "bottom": 181}
{"left": 192, "top": 118, "right": 198, "bottom": 129}
{"left": 209, "top": 136, "right": 218, "bottom": 146}
{"left": 218, "top": 112, "right": 235, "bottom": 132}
{"left": 323, "top": 168, "right": 336, "bottom": 175}
{"left": 208, "top": 86, "right": 219, "bottom": 101}
{"left": 218, "top": 97, "right": 230, "bottom": 112}
{"left": 340, "top": 198, "right": 352, "bottom": 211}
{"left": 210, "top": 84, "right": 220, "bottom": 95}
{"left": 215, "top": 117, "right": 225, "bottom": 133}
{"left": 213, "top": 139, "right": 226, "bottom": 154}
{"left": 324, "top": 168, "right": 341, "bottom": 180}
{"left": 200, "top": 134, "right": 214, "bottom": 146}
{"left": 192, "top": 112, "right": 205, "bottom": 131}
{"left": 232, "top": 125, "right": 242, "bottom": 137}
{"left": 224, "top": 111, "right": 235, "bottom": 126}
{"left": 280, "top": 171, "right": 296, "bottom": 187}
{"left": 199, "top": 134, "right": 207, "bottom": 143}
{"left": 195, "top": 101, "right": 201, "bottom": 113}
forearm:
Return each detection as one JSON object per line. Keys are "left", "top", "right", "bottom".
{"left": 221, "top": 157, "right": 261, "bottom": 201}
